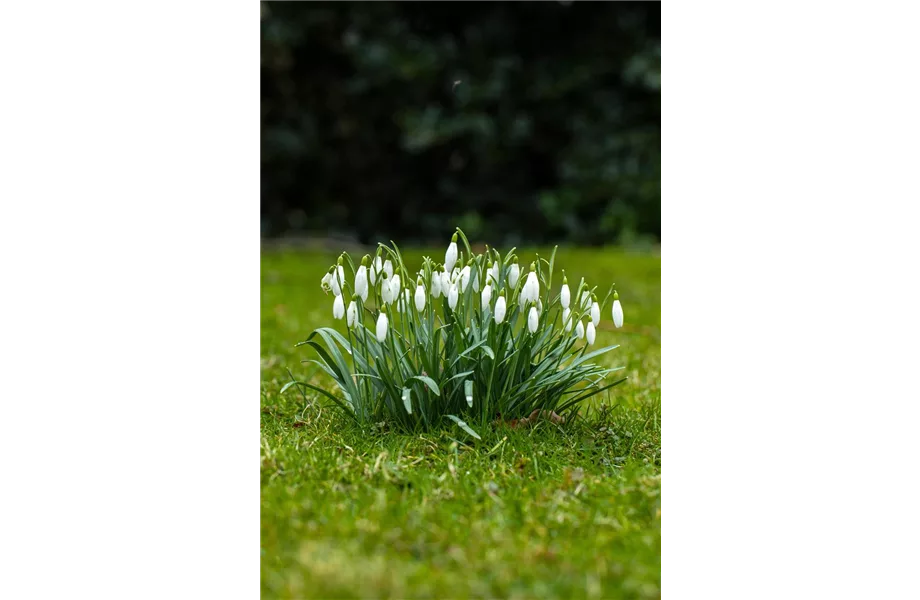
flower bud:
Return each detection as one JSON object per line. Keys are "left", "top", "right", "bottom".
{"left": 494, "top": 293, "right": 507, "bottom": 324}
{"left": 590, "top": 293, "right": 600, "bottom": 326}
{"left": 415, "top": 281, "right": 426, "bottom": 311}
{"left": 575, "top": 319, "right": 585, "bottom": 340}
{"left": 611, "top": 292, "right": 623, "bottom": 328}
{"left": 346, "top": 299, "right": 358, "bottom": 328}
{"left": 527, "top": 305, "right": 539, "bottom": 334}
{"left": 586, "top": 321, "right": 596, "bottom": 345}
{"left": 481, "top": 284, "right": 492, "bottom": 307}
{"left": 448, "top": 283, "right": 459, "bottom": 310}
{"left": 444, "top": 233, "right": 459, "bottom": 272}
{"left": 333, "top": 294, "right": 345, "bottom": 319}
{"left": 507, "top": 258, "right": 520, "bottom": 289}
{"left": 376, "top": 308, "right": 389, "bottom": 342}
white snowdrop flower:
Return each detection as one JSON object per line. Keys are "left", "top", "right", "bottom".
{"left": 522, "top": 264, "right": 540, "bottom": 305}
{"left": 481, "top": 284, "right": 492, "bottom": 307}
{"left": 448, "top": 283, "right": 459, "bottom": 310}
{"left": 611, "top": 292, "right": 624, "bottom": 328}
{"left": 376, "top": 308, "right": 389, "bottom": 342}
{"left": 444, "top": 232, "right": 459, "bottom": 272}
{"left": 560, "top": 275, "right": 571, "bottom": 309}
{"left": 490, "top": 261, "right": 500, "bottom": 285}
{"left": 459, "top": 265, "right": 471, "bottom": 292}
{"left": 472, "top": 267, "right": 480, "bottom": 293}
{"left": 383, "top": 259, "right": 394, "bottom": 280}
{"left": 575, "top": 320, "right": 585, "bottom": 340}
{"left": 440, "top": 269, "right": 451, "bottom": 295}
{"left": 508, "top": 259, "right": 520, "bottom": 289}
{"left": 494, "top": 293, "right": 507, "bottom": 324}
{"left": 586, "top": 321, "right": 596, "bottom": 345}
{"left": 346, "top": 299, "right": 358, "bottom": 328}
{"left": 370, "top": 256, "right": 383, "bottom": 285}
{"left": 563, "top": 307, "right": 573, "bottom": 332}
{"left": 330, "top": 264, "right": 345, "bottom": 296}
{"left": 430, "top": 270, "right": 442, "bottom": 298}
{"left": 381, "top": 274, "right": 393, "bottom": 304}
{"left": 355, "top": 258, "right": 369, "bottom": 302}
{"left": 527, "top": 305, "right": 539, "bottom": 334}
{"left": 321, "top": 268, "right": 333, "bottom": 293}
{"left": 415, "top": 281, "right": 426, "bottom": 311}
{"left": 390, "top": 273, "right": 401, "bottom": 301}
{"left": 397, "top": 289, "right": 411, "bottom": 313}
{"left": 590, "top": 294, "right": 600, "bottom": 327}
{"left": 333, "top": 294, "right": 345, "bottom": 320}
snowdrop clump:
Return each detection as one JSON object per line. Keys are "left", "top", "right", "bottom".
{"left": 294, "top": 227, "right": 626, "bottom": 436}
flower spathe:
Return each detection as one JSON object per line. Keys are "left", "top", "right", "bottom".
{"left": 611, "top": 292, "right": 624, "bottom": 328}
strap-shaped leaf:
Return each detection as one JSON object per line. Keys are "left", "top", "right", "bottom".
{"left": 446, "top": 414, "right": 481, "bottom": 440}
{"left": 464, "top": 380, "right": 473, "bottom": 407}
{"left": 401, "top": 387, "right": 412, "bottom": 414}
{"left": 409, "top": 375, "right": 441, "bottom": 396}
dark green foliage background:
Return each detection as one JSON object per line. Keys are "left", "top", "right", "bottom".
{"left": 261, "top": 1, "right": 660, "bottom": 245}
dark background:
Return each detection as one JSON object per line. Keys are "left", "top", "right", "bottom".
{"left": 261, "top": 1, "right": 660, "bottom": 246}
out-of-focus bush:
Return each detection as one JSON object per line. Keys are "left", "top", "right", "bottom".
{"left": 261, "top": 1, "right": 660, "bottom": 245}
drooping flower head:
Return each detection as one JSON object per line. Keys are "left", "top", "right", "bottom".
{"left": 355, "top": 255, "right": 369, "bottom": 302}
{"left": 521, "top": 262, "right": 539, "bottom": 306}
{"left": 527, "top": 304, "right": 539, "bottom": 334}
{"left": 332, "top": 293, "right": 345, "bottom": 320}
{"left": 380, "top": 272, "right": 393, "bottom": 304}
{"left": 575, "top": 319, "right": 585, "bottom": 340}
{"left": 586, "top": 321, "right": 596, "bottom": 345}
{"left": 507, "top": 257, "right": 520, "bottom": 289}
{"left": 444, "top": 232, "right": 459, "bottom": 273}
{"left": 414, "top": 279, "right": 426, "bottom": 311}
{"left": 346, "top": 297, "right": 358, "bottom": 328}
{"left": 448, "top": 282, "right": 459, "bottom": 311}
{"left": 560, "top": 272, "right": 570, "bottom": 309}
{"left": 370, "top": 255, "right": 383, "bottom": 285}
{"left": 481, "top": 283, "right": 492, "bottom": 307}
{"left": 590, "top": 293, "right": 600, "bottom": 327}
{"left": 383, "top": 259, "right": 394, "bottom": 280}
{"left": 494, "top": 289, "right": 507, "bottom": 324}
{"left": 376, "top": 307, "right": 388, "bottom": 342}
{"left": 562, "top": 307, "right": 573, "bottom": 332}
{"left": 321, "top": 266, "right": 334, "bottom": 294}
{"left": 611, "top": 291, "right": 623, "bottom": 328}
{"left": 430, "top": 265, "right": 442, "bottom": 298}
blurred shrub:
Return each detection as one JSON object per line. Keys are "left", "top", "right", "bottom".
{"left": 261, "top": 1, "right": 660, "bottom": 245}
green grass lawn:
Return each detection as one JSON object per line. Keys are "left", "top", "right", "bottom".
{"left": 261, "top": 246, "right": 661, "bottom": 599}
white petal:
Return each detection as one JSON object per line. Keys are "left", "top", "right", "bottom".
{"left": 444, "top": 242, "right": 458, "bottom": 272}
{"left": 563, "top": 307, "right": 573, "bottom": 332}
{"left": 346, "top": 301, "right": 357, "bottom": 327}
{"left": 508, "top": 264, "right": 520, "bottom": 288}
{"left": 612, "top": 300, "right": 624, "bottom": 328}
{"left": 481, "top": 284, "right": 492, "bottom": 307}
{"left": 560, "top": 284, "right": 570, "bottom": 309}
{"left": 376, "top": 313, "right": 388, "bottom": 342}
{"left": 527, "top": 306, "right": 539, "bottom": 333}
{"left": 415, "top": 285, "right": 426, "bottom": 311}
{"left": 333, "top": 295, "right": 345, "bottom": 319}
{"left": 355, "top": 266, "right": 368, "bottom": 297}
{"left": 575, "top": 320, "right": 585, "bottom": 339}
{"left": 494, "top": 297, "right": 506, "bottom": 323}
{"left": 586, "top": 322, "right": 596, "bottom": 345}
{"left": 448, "top": 284, "right": 459, "bottom": 310}
{"left": 591, "top": 302, "right": 600, "bottom": 327}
